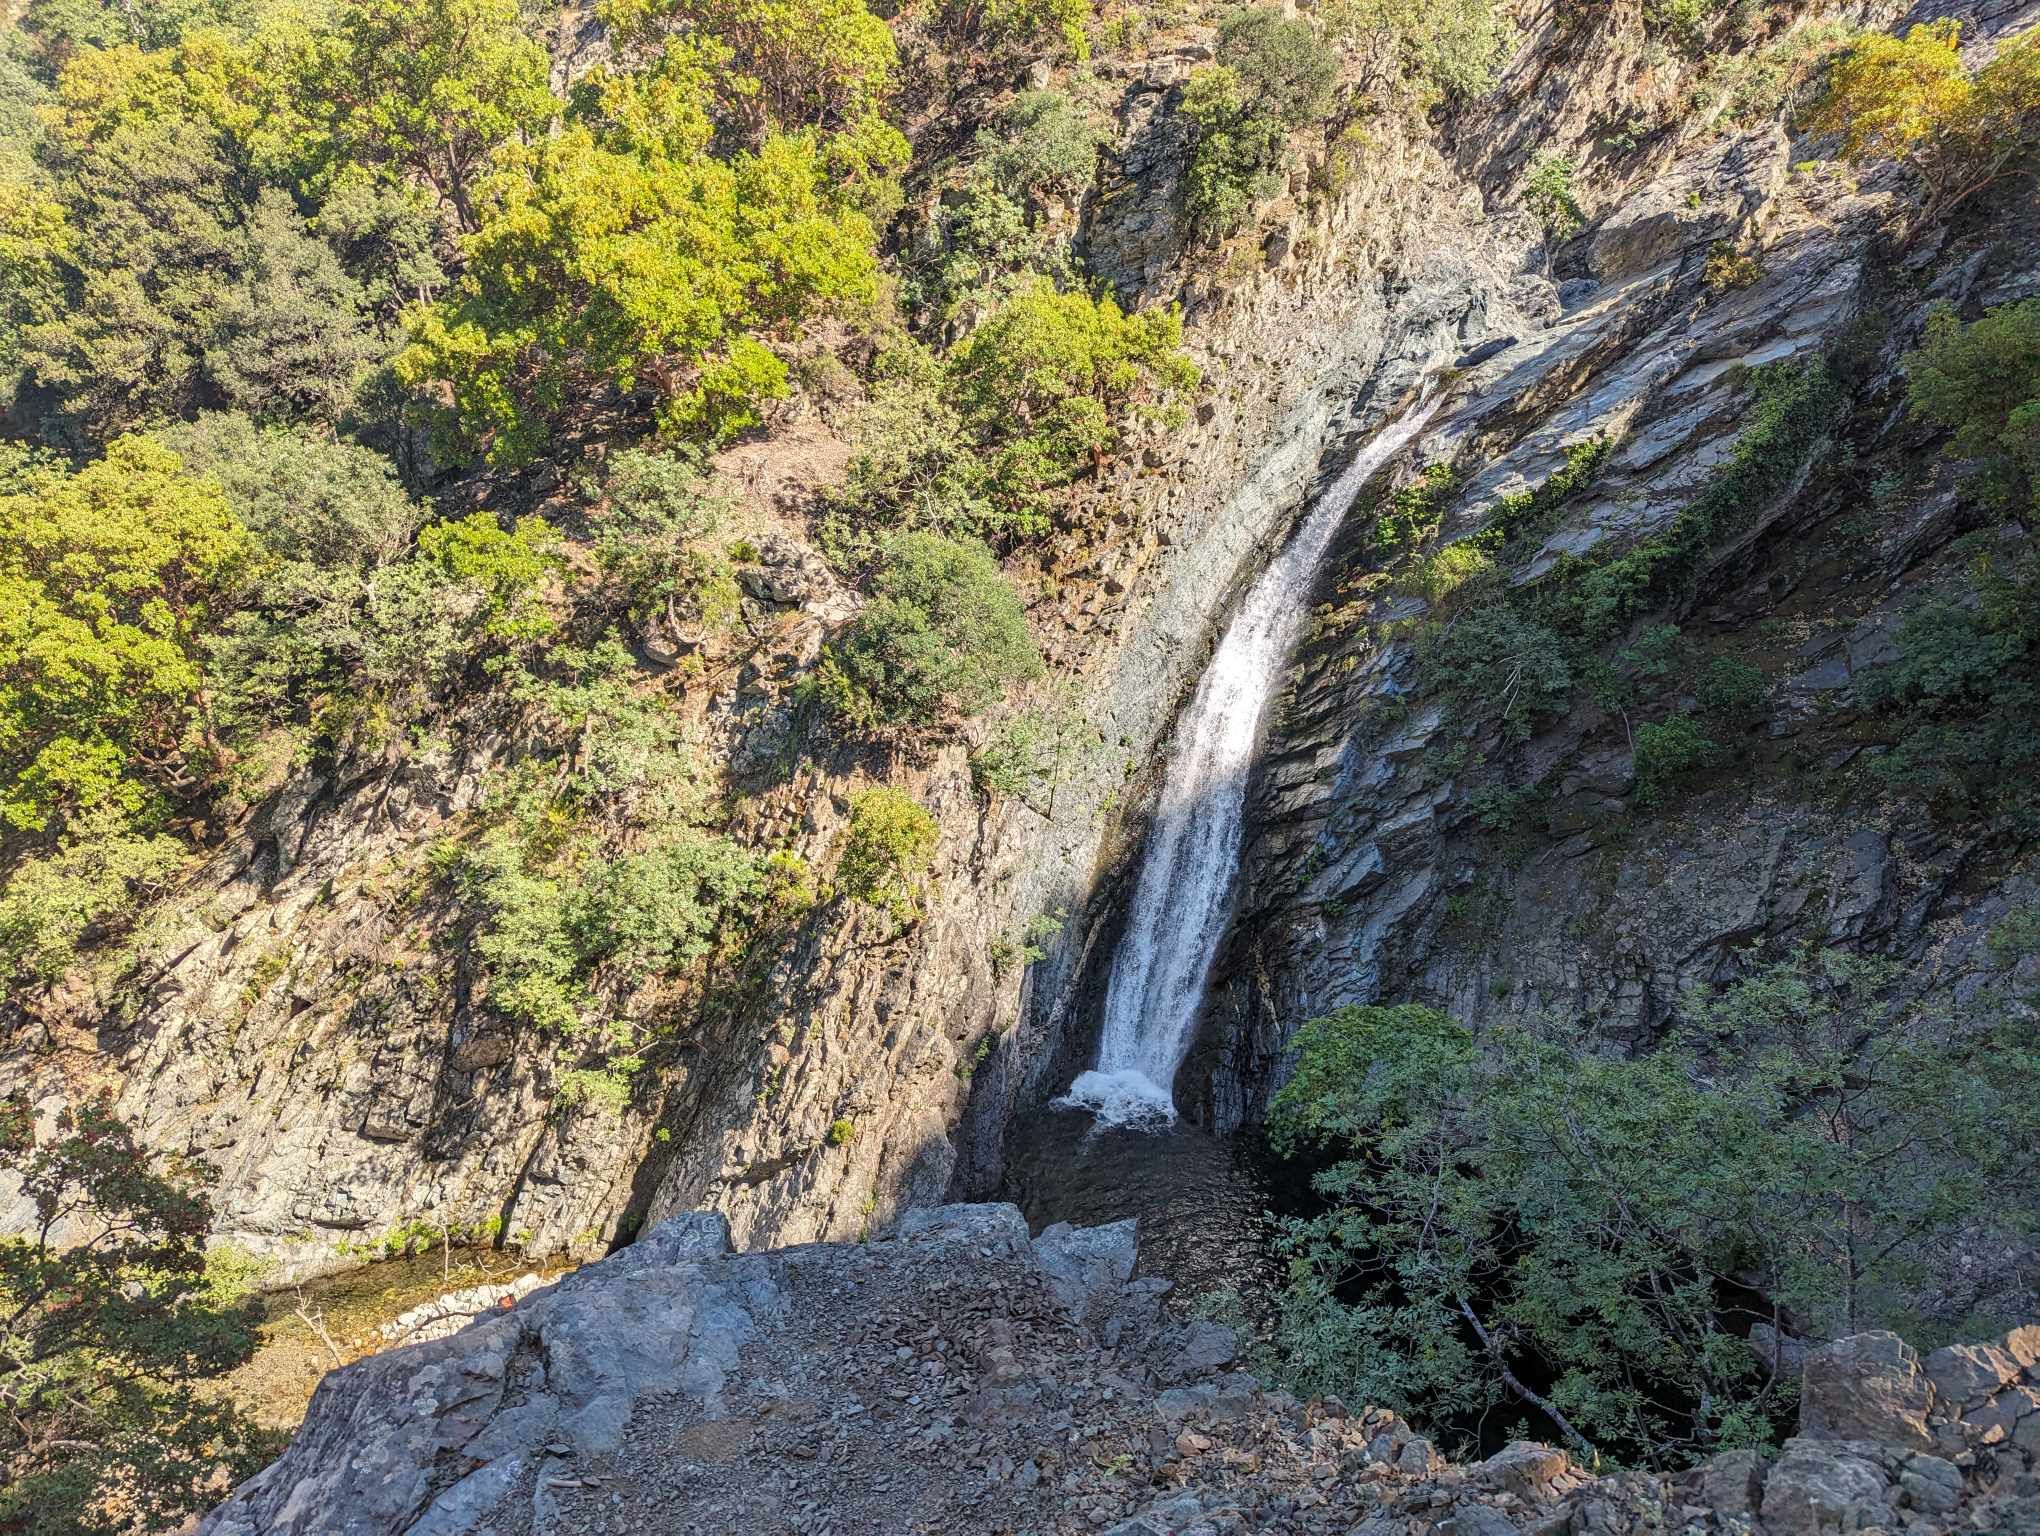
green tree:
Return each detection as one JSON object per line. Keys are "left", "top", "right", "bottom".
{"left": 1805, "top": 21, "right": 2040, "bottom": 237}
{"left": 1180, "top": 9, "right": 1338, "bottom": 234}
{"left": 1903, "top": 299, "right": 2040, "bottom": 514}
{"left": 981, "top": 89, "right": 1101, "bottom": 205}
{"left": 21, "top": 39, "right": 376, "bottom": 438}
{"left": 601, "top": 0, "right": 902, "bottom": 141}
{"left": 292, "top": 0, "right": 558, "bottom": 233}
{"left": 395, "top": 43, "right": 884, "bottom": 462}
{"left": 1329, "top": 0, "right": 1512, "bottom": 99}
{"left": 1268, "top": 952, "right": 2040, "bottom": 1465}
{"left": 947, "top": 280, "right": 1197, "bottom": 527}
{"left": 817, "top": 532, "right": 1043, "bottom": 731}
{"left": 0, "top": 1095, "right": 275, "bottom": 1536}
{"left": 0, "top": 436, "right": 251, "bottom": 835}
{"left": 939, "top": 0, "right": 1093, "bottom": 64}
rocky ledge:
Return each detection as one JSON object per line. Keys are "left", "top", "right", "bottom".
{"left": 199, "top": 1207, "right": 2040, "bottom": 1536}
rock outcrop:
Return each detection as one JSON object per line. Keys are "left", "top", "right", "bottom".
{"left": 199, "top": 1207, "right": 2040, "bottom": 1535}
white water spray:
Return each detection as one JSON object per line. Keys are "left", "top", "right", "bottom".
{"left": 1060, "top": 394, "right": 1444, "bottom": 1127}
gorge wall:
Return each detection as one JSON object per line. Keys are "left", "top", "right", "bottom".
{"left": 4, "top": 0, "right": 2035, "bottom": 1306}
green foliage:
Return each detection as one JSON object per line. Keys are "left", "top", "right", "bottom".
{"left": 1419, "top": 604, "right": 1574, "bottom": 740}
{"left": 396, "top": 44, "right": 886, "bottom": 463}
{"left": 818, "top": 533, "right": 1043, "bottom": 731}
{"left": 834, "top": 289, "right": 1194, "bottom": 547}
{"left": 947, "top": 281, "right": 1197, "bottom": 525}
{"left": 1371, "top": 462, "right": 1459, "bottom": 558}
{"left": 1903, "top": 299, "right": 2040, "bottom": 512}
{"left": 1553, "top": 361, "right": 1844, "bottom": 642}
{"left": 1805, "top": 22, "right": 2040, "bottom": 236}
{"left": 1631, "top": 711, "right": 1716, "bottom": 807}
{"left": 1696, "top": 654, "right": 1766, "bottom": 717}
{"left": 1522, "top": 150, "right": 1583, "bottom": 239}
{"left": 18, "top": 45, "right": 380, "bottom": 442}
{"left": 939, "top": 0, "right": 1093, "bottom": 62}
{"left": 902, "top": 182, "right": 1071, "bottom": 335}
{"left": 0, "top": 1095, "right": 276, "bottom": 1535}
{"left": 581, "top": 447, "right": 737, "bottom": 635}
{"left": 826, "top": 1116, "right": 856, "bottom": 1145}
{"left": 838, "top": 785, "right": 939, "bottom": 920}
{"left": 295, "top": 0, "right": 559, "bottom": 232}
{"left": 450, "top": 694, "right": 759, "bottom": 1043}
{"left": 970, "top": 682, "right": 1098, "bottom": 807}
{"left": 1328, "top": 0, "right": 1512, "bottom": 100}
{"left": 1181, "top": 9, "right": 1338, "bottom": 236}
{"left": 981, "top": 90, "right": 1101, "bottom": 204}
{"left": 603, "top": 0, "right": 902, "bottom": 139}
{"left": 0, "top": 808, "right": 183, "bottom": 985}
{"left": 1856, "top": 543, "right": 2039, "bottom": 819}
{"left": 1268, "top": 951, "right": 2040, "bottom": 1464}
{"left": 0, "top": 436, "right": 251, "bottom": 836}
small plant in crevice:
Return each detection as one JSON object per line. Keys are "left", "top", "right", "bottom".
{"left": 1523, "top": 151, "right": 1584, "bottom": 240}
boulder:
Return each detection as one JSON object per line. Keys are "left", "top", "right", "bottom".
{"left": 1690, "top": 1447, "right": 1768, "bottom": 1520}
{"left": 1759, "top": 1438, "right": 1894, "bottom": 1535}
{"left": 1800, "top": 1331, "right": 1935, "bottom": 1450}
{"left": 1032, "top": 1218, "right": 1139, "bottom": 1321}
{"left": 1924, "top": 1341, "right": 2021, "bottom": 1411}
{"left": 1479, "top": 1440, "right": 1571, "bottom": 1497}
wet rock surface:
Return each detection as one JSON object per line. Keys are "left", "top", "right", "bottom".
{"left": 200, "top": 1207, "right": 2040, "bottom": 1536}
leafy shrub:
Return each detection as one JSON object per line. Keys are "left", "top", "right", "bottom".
{"left": 1266, "top": 951, "right": 2040, "bottom": 1463}
{"left": 0, "top": 437, "right": 251, "bottom": 837}
{"left": 1703, "top": 239, "right": 1762, "bottom": 292}
{"left": 1805, "top": 22, "right": 2040, "bottom": 237}
{"left": 1696, "top": 654, "right": 1766, "bottom": 716}
{"left": 1553, "top": 361, "right": 1843, "bottom": 641}
{"left": 396, "top": 51, "right": 887, "bottom": 462}
{"left": 0, "top": 809, "right": 183, "bottom": 986}
{"left": 1523, "top": 151, "right": 1583, "bottom": 239}
{"left": 837, "top": 785, "right": 939, "bottom": 920}
{"left": 826, "top": 1116, "right": 856, "bottom": 1145}
{"left": 1328, "top": 0, "right": 1513, "bottom": 100}
{"left": 970, "top": 685, "right": 1097, "bottom": 806}
{"left": 1180, "top": 9, "right": 1338, "bottom": 235}
{"left": 947, "top": 282, "right": 1198, "bottom": 527}
{"left": 580, "top": 447, "right": 737, "bottom": 634}
{"left": 1370, "top": 462, "right": 1459, "bottom": 557}
{"left": 902, "top": 183, "right": 1069, "bottom": 334}
{"left": 1419, "top": 605, "right": 1574, "bottom": 739}
{"left": 1856, "top": 545, "right": 2038, "bottom": 818}
{"left": 818, "top": 533, "right": 1043, "bottom": 732}
{"left": 939, "top": 0, "right": 1092, "bottom": 61}
{"left": 1903, "top": 299, "right": 2040, "bottom": 512}
{"left": 1631, "top": 711, "right": 1716, "bottom": 807}
{"left": 982, "top": 90, "right": 1102, "bottom": 204}
{"left": 1404, "top": 540, "right": 1495, "bottom": 605}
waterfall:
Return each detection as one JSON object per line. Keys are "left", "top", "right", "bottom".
{"left": 1060, "top": 393, "right": 1444, "bottom": 1126}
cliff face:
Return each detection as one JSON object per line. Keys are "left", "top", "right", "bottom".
{"left": 198, "top": 1204, "right": 2040, "bottom": 1536}
{"left": 1189, "top": 0, "right": 2040, "bottom": 1168}
{"left": 5, "top": 0, "right": 2034, "bottom": 1290}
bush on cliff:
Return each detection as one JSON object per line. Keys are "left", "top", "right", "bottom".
{"left": 837, "top": 785, "right": 939, "bottom": 921}
{"left": 1181, "top": 8, "right": 1339, "bottom": 235}
{"left": 816, "top": 532, "right": 1043, "bottom": 732}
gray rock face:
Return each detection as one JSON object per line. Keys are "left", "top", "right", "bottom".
{"left": 1759, "top": 1439, "right": 1894, "bottom": 1535}
{"left": 1032, "top": 1217, "right": 1139, "bottom": 1321}
{"left": 1800, "top": 1332, "right": 1936, "bottom": 1451}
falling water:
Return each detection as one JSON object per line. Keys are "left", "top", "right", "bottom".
{"left": 1060, "top": 394, "right": 1444, "bottom": 1127}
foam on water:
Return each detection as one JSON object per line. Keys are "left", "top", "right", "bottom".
{"left": 1058, "top": 393, "right": 1443, "bottom": 1130}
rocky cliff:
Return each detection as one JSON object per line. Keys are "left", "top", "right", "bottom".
{"left": 198, "top": 1204, "right": 2040, "bottom": 1535}
{"left": 4, "top": 0, "right": 2035, "bottom": 1303}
